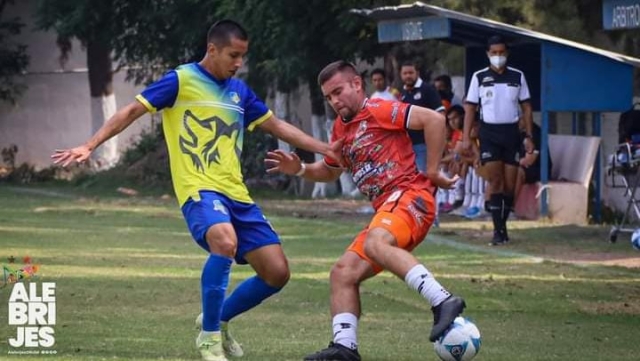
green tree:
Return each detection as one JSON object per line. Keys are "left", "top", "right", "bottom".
{"left": 217, "top": 0, "right": 397, "bottom": 114}
{"left": 0, "top": 0, "right": 28, "bottom": 104}
{"left": 36, "top": 0, "right": 124, "bottom": 168}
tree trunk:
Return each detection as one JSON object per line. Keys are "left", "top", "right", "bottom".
{"left": 309, "top": 84, "right": 337, "bottom": 198}
{"left": 274, "top": 90, "right": 291, "bottom": 152}
{"left": 275, "top": 90, "right": 304, "bottom": 196}
{"left": 87, "top": 40, "right": 118, "bottom": 170}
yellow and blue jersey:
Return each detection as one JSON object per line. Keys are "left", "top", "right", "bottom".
{"left": 136, "top": 63, "right": 272, "bottom": 206}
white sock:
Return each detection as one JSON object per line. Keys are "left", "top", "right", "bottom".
{"left": 404, "top": 264, "right": 451, "bottom": 307}
{"left": 332, "top": 313, "right": 358, "bottom": 350}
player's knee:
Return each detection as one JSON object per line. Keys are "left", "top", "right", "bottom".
{"left": 330, "top": 260, "right": 357, "bottom": 285}
{"left": 206, "top": 237, "right": 237, "bottom": 257}
{"left": 262, "top": 261, "right": 290, "bottom": 288}
{"left": 489, "top": 176, "right": 505, "bottom": 193}
{"left": 205, "top": 224, "right": 237, "bottom": 257}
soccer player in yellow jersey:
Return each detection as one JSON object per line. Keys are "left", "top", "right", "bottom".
{"left": 52, "top": 20, "right": 340, "bottom": 361}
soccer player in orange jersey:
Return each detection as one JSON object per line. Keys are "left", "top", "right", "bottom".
{"left": 265, "top": 61, "right": 466, "bottom": 361}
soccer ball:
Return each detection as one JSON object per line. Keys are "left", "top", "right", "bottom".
{"left": 434, "top": 317, "right": 481, "bottom": 361}
{"left": 631, "top": 229, "right": 640, "bottom": 251}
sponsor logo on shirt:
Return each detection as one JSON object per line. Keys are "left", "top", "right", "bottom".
{"left": 391, "top": 103, "right": 400, "bottom": 124}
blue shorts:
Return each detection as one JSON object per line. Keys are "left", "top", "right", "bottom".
{"left": 181, "top": 190, "right": 280, "bottom": 264}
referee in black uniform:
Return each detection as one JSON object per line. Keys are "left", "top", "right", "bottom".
{"left": 462, "top": 35, "right": 535, "bottom": 245}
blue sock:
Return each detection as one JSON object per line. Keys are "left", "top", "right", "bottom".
{"left": 220, "top": 275, "right": 281, "bottom": 322}
{"left": 201, "top": 254, "right": 233, "bottom": 332}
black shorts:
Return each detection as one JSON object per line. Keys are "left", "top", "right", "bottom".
{"left": 478, "top": 122, "right": 520, "bottom": 166}
{"left": 523, "top": 166, "right": 540, "bottom": 184}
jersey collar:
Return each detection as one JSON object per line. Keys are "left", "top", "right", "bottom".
{"left": 194, "top": 62, "right": 230, "bottom": 86}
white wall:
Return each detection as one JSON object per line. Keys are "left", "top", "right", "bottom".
{"left": 0, "top": 0, "right": 152, "bottom": 169}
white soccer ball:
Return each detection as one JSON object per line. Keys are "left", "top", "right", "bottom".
{"left": 434, "top": 317, "right": 481, "bottom": 361}
{"left": 631, "top": 229, "right": 640, "bottom": 251}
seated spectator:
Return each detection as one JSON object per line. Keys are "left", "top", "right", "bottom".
{"left": 439, "top": 105, "right": 467, "bottom": 212}
{"left": 515, "top": 121, "right": 553, "bottom": 202}
{"left": 442, "top": 105, "right": 465, "bottom": 176}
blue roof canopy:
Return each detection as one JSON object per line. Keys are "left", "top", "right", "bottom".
{"left": 352, "top": 2, "right": 640, "bottom": 221}
{"left": 351, "top": 1, "right": 640, "bottom": 112}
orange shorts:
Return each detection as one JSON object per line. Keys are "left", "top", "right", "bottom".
{"left": 347, "top": 188, "right": 436, "bottom": 273}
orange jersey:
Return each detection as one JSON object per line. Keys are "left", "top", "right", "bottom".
{"left": 324, "top": 98, "right": 436, "bottom": 209}
{"left": 447, "top": 129, "right": 462, "bottom": 151}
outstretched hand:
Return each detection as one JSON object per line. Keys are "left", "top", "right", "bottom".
{"left": 428, "top": 172, "right": 460, "bottom": 190}
{"left": 51, "top": 145, "right": 92, "bottom": 167}
{"left": 264, "top": 150, "right": 304, "bottom": 176}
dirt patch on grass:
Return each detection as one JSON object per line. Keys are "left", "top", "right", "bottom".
{"left": 558, "top": 254, "right": 640, "bottom": 268}
{"left": 575, "top": 300, "right": 640, "bottom": 315}
{"left": 259, "top": 199, "right": 640, "bottom": 269}
{"left": 260, "top": 198, "right": 372, "bottom": 222}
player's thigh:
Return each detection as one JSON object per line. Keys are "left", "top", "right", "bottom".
{"left": 373, "top": 188, "right": 436, "bottom": 250}
{"left": 232, "top": 202, "right": 282, "bottom": 265}
{"left": 475, "top": 163, "right": 489, "bottom": 179}
{"left": 181, "top": 191, "right": 236, "bottom": 254}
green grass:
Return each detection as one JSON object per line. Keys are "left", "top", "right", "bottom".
{"left": 1, "top": 184, "right": 639, "bottom": 360}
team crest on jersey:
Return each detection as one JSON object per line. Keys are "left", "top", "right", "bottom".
{"left": 229, "top": 92, "right": 241, "bottom": 104}
{"left": 355, "top": 120, "right": 368, "bottom": 138}
{"left": 486, "top": 90, "right": 493, "bottom": 99}
{"left": 413, "top": 92, "right": 422, "bottom": 100}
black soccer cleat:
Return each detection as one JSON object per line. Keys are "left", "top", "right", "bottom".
{"left": 303, "top": 342, "right": 361, "bottom": 361}
{"left": 429, "top": 295, "right": 466, "bottom": 342}
{"left": 489, "top": 230, "right": 508, "bottom": 246}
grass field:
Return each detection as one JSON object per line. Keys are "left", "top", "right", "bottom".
{"left": 1, "top": 184, "right": 640, "bottom": 360}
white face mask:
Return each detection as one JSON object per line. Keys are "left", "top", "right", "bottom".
{"left": 489, "top": 55, "right": 507, "bottom": 69}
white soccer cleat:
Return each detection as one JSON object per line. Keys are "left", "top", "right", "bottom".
{"left": 196, "top": 331, "right": 228, "bottom": 361}
{"left": 195, "top": 313, "right": 244, "bottom": 357}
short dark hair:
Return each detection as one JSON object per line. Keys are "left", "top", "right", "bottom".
{"left": 447, "top": 104, "right": 465, "bottom": 117}
{"left": 207, "top": 19, "right": 248, "bottom": 48}
{"left": 400, "top": 60, "right": 418, "bottom": 69}
{"left": 317, "top": 60, "right": 358, "bottom": 86}
{"left": 371, "top": 68, "right": 386, "bottom": 78}
{"left": 434, "top": 75, "right": 452, "bottom": 89}
{"left": 487, "top": 35, "right": 508, "bottom": 50}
